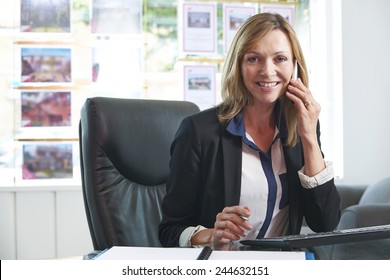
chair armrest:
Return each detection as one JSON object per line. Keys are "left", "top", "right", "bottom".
{"left": 337, "top": 204, "right": 390, "bottom": 229}
{"left": 336, "top": 184, "right": 368, "bottom": 210}
{"left": 312, "top": 203, "right": 390, "bottom": 260}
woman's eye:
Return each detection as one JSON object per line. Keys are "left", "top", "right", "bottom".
{"left": 275, "top": 57, "right": 287, "bottom": 63}
{"left": 247, "top": 57, "right": 259, "bottom": 63}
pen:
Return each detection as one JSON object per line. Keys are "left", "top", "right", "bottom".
{"left": 240, "top": 215, "right": 249, "bottom": 222}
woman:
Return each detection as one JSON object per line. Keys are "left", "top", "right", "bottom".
{"left": 158, "top": 13, "right": 340, "bottom": 247}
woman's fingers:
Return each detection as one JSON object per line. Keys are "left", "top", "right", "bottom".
{"left": 286, "top": 79, "right": 321, "bottom": 138}
{"left": 287, "top": 79, "right": 315, "bottom": 110}
{"left": 213, "top": 206, "right": 252, "bottom": 242}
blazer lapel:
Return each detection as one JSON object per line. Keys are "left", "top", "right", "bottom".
{"left": 221, "top": 128, "right": 242, "bottom": 206}
{"left": 283, "top": 141, "right": 304, "bottom": 234}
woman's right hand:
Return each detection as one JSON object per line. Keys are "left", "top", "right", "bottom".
{"left": 190, "top": 206, "right": 252, "bottom": 245}
{"left": 212, "top": 206, "right": 252, "bottom": 243}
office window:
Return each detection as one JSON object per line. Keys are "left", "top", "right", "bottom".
{"left": 0, "top": 0, "right": 342, "bottom": 187}
{"left": 309, "top": 0, "right": 343, "bottom": 179}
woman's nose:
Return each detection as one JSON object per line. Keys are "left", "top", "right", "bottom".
{"left": 260, "top": 60, "right": 276, "bottom": 77}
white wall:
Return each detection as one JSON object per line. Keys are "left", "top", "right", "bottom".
{"left": 0, "top": 186, "right": 93, "bottom": 260}
{"left": 341, "top": 0, "right": 390, "bottom": 185}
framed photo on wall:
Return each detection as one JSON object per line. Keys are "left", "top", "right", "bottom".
{"left": 21, "top": 91, "right": 71, "bottom": 128}
{"left": 20, "top": 0, "right": 71, "bottom": 33}
{"left": 91, "top": 0, "right": 142, "bottom": 34}
{"left": 21, "top": 142, "right": 73, "bottom": 180}
{"left": 20, "top": 46, "right": 72, "bottom": 84}
{"left": 12, "top": 140, "right": 80, "bottom": 186}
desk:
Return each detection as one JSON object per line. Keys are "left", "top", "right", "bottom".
{"left": 85, "top": 237, "right": 390, "bottom": 260}
{"left": 198, "top": 239, "right": 390, "bottom": 260}
{"left": 310, "top": 239, "right": 390, "bottom": 260}
{"left": 89, "top": 242, "right": 309, "bottom": 260}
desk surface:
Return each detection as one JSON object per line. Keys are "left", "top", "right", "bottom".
{"left": 208, "top": 239, "right": 390, "bottom": 260}
{"left": 85, "top": 238, "right": 390, "bottom": 260}
{"left": 91, "top": 244, "right": 308, "bottom": 260}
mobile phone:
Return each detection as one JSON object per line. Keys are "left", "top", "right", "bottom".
{"left": 292, "top": 61, "right": 298, "bottom": 80}
{"left": 287, "top": 62, "right": 298, "bottom": 101}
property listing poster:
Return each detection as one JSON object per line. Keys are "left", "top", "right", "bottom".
{"left": 91, "top": 0, "right": 142, "bottom": 34}
{"left": 183, "top": 65, "right": 216, "bottom": 110}
{"left": 223, "top": 4, "right": 258, "bottom": 54}
{"left": 21, "top": 46, "right": 72, "bottom": 84}
{"left": 180, "top": 2, "right": 217, "bottom": 55}
{"left": 20, "top": 0, "right": 71, "bottom": 33}
{"left": 260, "top": 4, "right": 295, "bottom": 26}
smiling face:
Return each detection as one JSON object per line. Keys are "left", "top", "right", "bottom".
{"left": 241, "top": 29, "right": 294, "bottom": 107}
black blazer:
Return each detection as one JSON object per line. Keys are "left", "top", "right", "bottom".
{"left": 158, "top": 107, "right": 340, "bottom": 247}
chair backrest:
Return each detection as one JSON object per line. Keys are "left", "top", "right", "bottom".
{"left": 336, "top": 176, "right": 390, "bottom": 230}
{"left": 79, "top": 97, "right": 200, "bottom": 250}
{"left": 359, "top": 177, "right": 390, "bottom": 205}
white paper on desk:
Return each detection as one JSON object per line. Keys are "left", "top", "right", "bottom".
{"left": 94, "top": 246, "right": 204, "bottom": 260}
{"left": 94, "top": 246, "right": 307, "bottom": 260}
{"left": 208, "top": 250, "right": 306, "bottom": 260}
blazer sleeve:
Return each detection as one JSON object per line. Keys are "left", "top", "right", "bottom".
{"left": 158, "top": 115, "right": 203, "bottom": 247}
{"left": 302, "top": 122, "right": 341, "bottom": 232}
{"left": 285, "top": 120, "right": 340, "bottom": 234}
{"left": 303, "top": 178, "right": 341, "bottom": 232}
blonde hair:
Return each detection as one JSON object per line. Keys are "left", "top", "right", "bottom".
{"left": 218, "top": 13, "right": 308, "bottom": 147}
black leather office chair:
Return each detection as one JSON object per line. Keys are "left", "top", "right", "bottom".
{"left": 79, "top": 97, "right": 200, "bottom": 250}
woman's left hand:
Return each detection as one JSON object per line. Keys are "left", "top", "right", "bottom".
{"left": 285, "top": 78, "right": 325, "bottom": 177}
{"left": 285, "top": 78, "right": 320, "bottom": 141}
